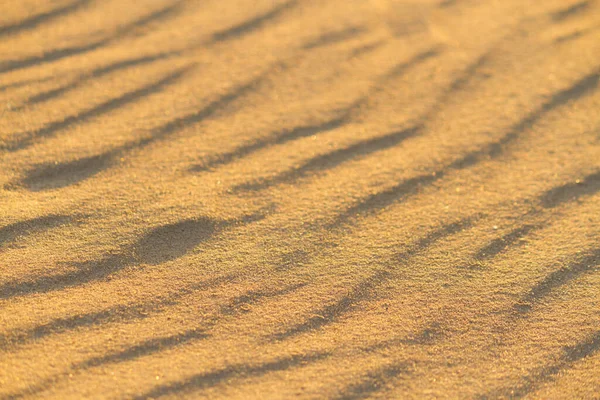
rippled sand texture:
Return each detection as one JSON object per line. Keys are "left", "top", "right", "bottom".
{"left": 1, "top": 0, "right": 600, "bottom": 398}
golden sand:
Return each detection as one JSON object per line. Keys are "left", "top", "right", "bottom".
{"left": 1, "top": 0, "right": 599, "bottom": 398}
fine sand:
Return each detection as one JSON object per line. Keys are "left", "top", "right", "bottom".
{"left": 1, "top": 0, "right": 599, "bottom": 398}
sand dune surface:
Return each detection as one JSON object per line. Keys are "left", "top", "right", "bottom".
{"left": 1, "top": 0, "right": 600, "bottom": 398}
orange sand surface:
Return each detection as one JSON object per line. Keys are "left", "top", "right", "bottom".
{"left": 1, "top": 0, "right": 600, "bottom": 398}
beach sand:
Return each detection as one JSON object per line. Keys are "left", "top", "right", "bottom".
{"left": 1, "top": 0, "right": 599, "bottom": 398}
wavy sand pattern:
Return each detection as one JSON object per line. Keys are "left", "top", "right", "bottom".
{"left": 1, "top": 0, "right": 599, "bottom": 398}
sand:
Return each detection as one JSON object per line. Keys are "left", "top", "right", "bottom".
{"left": 1, "top": 0, "right": 599, "bottom": 398}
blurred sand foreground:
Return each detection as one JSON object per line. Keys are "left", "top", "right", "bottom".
{"left": 1, "top": 0, "right": 599, "bottom": 398}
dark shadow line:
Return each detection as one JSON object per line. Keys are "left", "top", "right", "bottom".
{"left": 234, "top": 125, "right": 423, "bottom": 192}
{"left": 404, "top": 322, "right": 446, "bottom": 345}
{"left": 382, "top": 47, "right": 442, "bottom": 81}
{"left": 553, "top": 29, "right": 589, "bottom": 44}
{"left": 0, "top": 274, "right": 233, "bottom": 351}
{"left": 335, "top": 46, "right": 443, "bottom": 113}
{"left": 270, "top": 217, "right": 476, "bottom": 341}
{"left": 0, "top": 76, "right": 57, "bottom": 92}
{"left": 514, "top": 247, "right": 600, "bottom": 313}
{"left": 0, "top": 0, "right": 93, "bottom": 37}
{"left": 329, "top": 170, "right": 440, "bottom": 228}
{"left": 90, "top": 52, "right": 175, "bottom": 77}
{"left": 0, "top": 301, "right": 170, "bottom": 352}
{"left": 82, "top": 329, "right": 210, "bottom": 369}
{"left": 399, "top": 217, "right": 479, "bottom": 260}
{"left": 326, "top": 141, "right": 478, "bottom": 229}
{"left": 3, "top": 65, "right": 191, "bottom": 152}
{"left": 111, "top": 0, "right": 186, "bottom": 38}
{"left": 131, "top": 352, "right": 330, "bottom": 399}
{"left": 409, "top": 46, "right": 495, "bottom": 129}
{"left": 477, "top": 330, "right": 600, "bottom": 399}
{"left": 275, "top": 249, "right": 311, "bottom": 271}
{"left": 303, "top": 26, "right": 366, "bottom": 49}
{"left": 143, "top": 75, "right": 266, "bottom": 144}
{"left": 473, "top": 168, "right": 600, "bottom": 265}
{"left": 360, "top": 321, "right": 446, "bottom": 352}
{"left": 551, "top": 0, "right": 591, "bottom": 22}
{"left": 0, "top": 1, "right": 185, "bottom": 75}
{"left": 16, "top": 152, "right": 117, "bottom": 191}
{"left": 348, "top": 40, "right": 386, "bottom": 58}
{"left": 269, "top": 269, "right": 391, "bottom": 341}
{"left": 439, "top": 52, "right": 491, "bottom": 101}
{"left": 564, "top": 330, "right": 600, "bottom": 362}
{"left": 0, "top": 39, "right": 107, "bottom": 75}
{"left": 20, "top": 52, "right": 174, "bottom": 108}
{"left": 189, "top": 115, "right": 349, "bottom": 172}
{"left": 220, "top": 283, "right": 307, "bottom": 315}
{"left": 540, "top": 170, "right": 600, "bottom": 208}
{"left": 546, "top": 336, "right": 600, "bottom": 392}
{"left": 337, "top": 323, "right": 448, "bottom": 398}
{"left": 438, "top": 0, "right": 459, "bottom": 8}
{"left": 326, "top": 133, "right": 502, "bottom": 227}
{"left": 210, "top": 0, "right": 298, "bottom": 43}
{"left": 332, "top": 363, "right": 411, "bottom": 400}
{"left": 0, "top": 214, "right": 78, "bottom": 247}
{"left": 0, "top": 213, "right": 262, "bottom": 300}
{"left": 475, "top": 224, "right": 539, "bottom": 260}
{"left": 506, "top": 70, "right": 599, "bottom": 142}
{"left": 0, "top": 253, "right": 132, "bottom": 301}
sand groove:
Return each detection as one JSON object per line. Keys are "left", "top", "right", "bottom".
{"left": 0, "top": 0, "right": 93, "bottom": 38}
